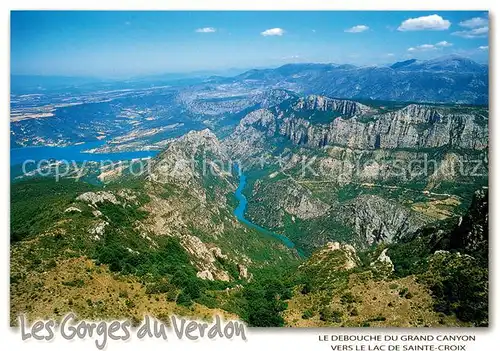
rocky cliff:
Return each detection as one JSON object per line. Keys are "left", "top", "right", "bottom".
{"left": 280, "top": 100, "right": 487, "bottom": 151}
{"left": 226, "top": 96, "right": 488, "bottom": 157}
{"left": 450, "top": 189, "right": 488, "bottom": 259}
{"left": 291, "top": 95, "right": 376, "bottom": 117}
{"left": 336, "top": 195, "right": 431, "bottom": 248}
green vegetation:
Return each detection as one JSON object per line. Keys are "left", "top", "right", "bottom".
{"left": 10, "top": 176, "right": 301, "bottom": 325}
{"left": 420, "top": 253, "right": 488, "bottom": 326}
{"left": 10, "top": 177, "right": 230, "bottom": 309}
{"left": 366, "top": 315, "right": 386, "bottom": 322}
{"left": 11, "top": 178, "right": 95, "bottom": 242}
{"left": 302, "top": 309, "right": 314, "bottom": 319}
{"left": 319, "top": 308, "right": 343, "bottom": 323}
{"left": 386, "top": 200, "right": 489, "bottom": 327}
{"left": 242, "top": 278, "right": 292, "bottom": 326}
{"left": 293, "top": 249, "right": 353, "bottom": 294}
{"left": 340, "top": 292, "right": 358, "bottom": 304}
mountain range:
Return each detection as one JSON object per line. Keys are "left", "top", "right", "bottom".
{"left": 204, "top": 55, "right": 488, "bottom": 105}
{"left": 11, "top": 55, "right": 488, "bottom": 105}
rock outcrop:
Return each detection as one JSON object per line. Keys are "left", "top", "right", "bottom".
{"left": 299, "top": 241, "right": 359, "bottom": 273}
{"left": 223, "top": 109, "right": 279, "bottom": 162}
{"left": 370, "top": 248, "right": 395, "bottom": 276}
{"left": 292, "top": 95, "right": 376, "bottom": 117}
{"left": 251, "top": 178, "right": 330, "bottom": 222}
{"left": 450, "top": 188, "right": 488, "bottom": 261}
{"left": 77, "top": 191, "right": 121, "bottom": 206}
{"left": 338, "top": 195, "right": 430, "bottom": 248}
{"left": 182, "top": 235, "right": 231, "bottom": 281}
{"left": 149, "top": 129, "right": 232, "bottom": 186}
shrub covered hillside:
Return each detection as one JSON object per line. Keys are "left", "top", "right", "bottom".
{"left": 283, "top": 189, "right": 488, "bottom": 327}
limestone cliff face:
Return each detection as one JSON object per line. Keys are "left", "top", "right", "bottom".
{"left": 223, "top": 109, "right": 278, "bottom": 162}
{"left": 279, "top": 102, "right": 487, "bottom": 151}
{"left": 238, "top": 109, "right": 277, "bottom": 134}
{"left": 150, "top": 128, "right": 232, "bottom": 186}
{"left": 246, "top": 178, "right": 330, "bottom": 229}
{"left": 292, "top": 95, "right": 376, "bottom": 117}
{"left": 336, "top": 195, "right": 431, "bottom": 248}
{"left": 227, "top": 96, "right": 487, "bottom": 160}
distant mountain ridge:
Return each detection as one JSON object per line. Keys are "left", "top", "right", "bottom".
{"left": 207, "top": 55, "right": 488, "bottom": 105}
{"left": 12, "top": 55, "right": 488, "bottom": 105}
{"left": 389, "top": 55, "right": 487, "bottom": 74}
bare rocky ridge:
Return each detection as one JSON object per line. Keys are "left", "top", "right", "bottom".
{"left": 223, "top": 109, "right": 278, "bottom": 162}
{"left": 292, "top": 95, "right": 376, "bottom": 117}
{"left": 149, "top": 129, "right": 230, "bottom": 185}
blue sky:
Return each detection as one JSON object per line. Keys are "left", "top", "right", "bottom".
{"left": 11, "top": 11, "right": 489, "bottom": 77}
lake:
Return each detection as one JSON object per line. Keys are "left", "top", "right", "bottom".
{"left": 10, "top": 141, "right": 159, "bottom": 166}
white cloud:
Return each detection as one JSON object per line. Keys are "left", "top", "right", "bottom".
{"left": 436, "top": 41, "right": 453, "bottom": 47}
{"left": 387, "top": 53, "right": 395, "bottom": 56}
{"left": 408, "top": 44, "right": 436, "bottom": 52}
{"left": 398, "top": 14, "right": 451, "bottom": 31}
{"left": 195, "top": 27, "right": 216, "bottom": 33}
{"left": 479, "top": 46, "right": 489, "bottom": 50}
{"left": 459, "top": 17, "right": 488, "bottom": 28}
{"left": 452, "top": 26, "right": 488, "bottom": 39}
{"left": 408, "top": 40, "right": 454, "bottom": 52}
{"left": 261, "top": 28, "right": 285, "bottom": 36}
{"left": 344, "top": 25, "right": 369, "bottom": 33}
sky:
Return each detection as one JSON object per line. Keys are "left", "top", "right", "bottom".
{"left": 11, "top": 11, "right": 490, "bottom": 78}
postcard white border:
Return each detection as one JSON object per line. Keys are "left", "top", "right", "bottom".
{"left": 1, "top": 1, "right": 498, "bottom": 350}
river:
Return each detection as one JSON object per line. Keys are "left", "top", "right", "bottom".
{"left": 233, "top": 167, "right": 304, "bottom": 257}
